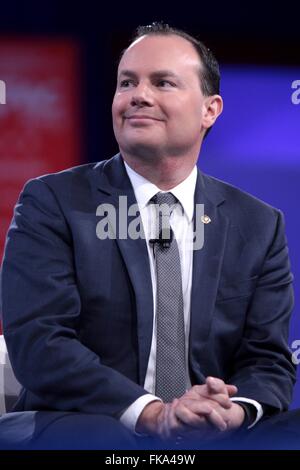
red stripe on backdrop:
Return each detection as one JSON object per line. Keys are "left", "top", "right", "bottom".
{"left": 0, "top": 38, "right": 82, "bottom": 333}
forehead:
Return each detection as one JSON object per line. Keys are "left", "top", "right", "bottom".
{"left": 118, "top": 35, "right": 201, "bottom": 76}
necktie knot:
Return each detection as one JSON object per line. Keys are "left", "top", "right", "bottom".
{"left": 151, "top": 191, "right": 177, "bottom": 208}
{"left": 150, "top": 192, "right": 177, "bottom": 243}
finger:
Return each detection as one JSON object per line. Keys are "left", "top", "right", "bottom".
{"left": 206, "top": 376, "right": 227, "bottom": 394}
{"left": 177, "top": 400, "right": 228, "bottom": 432}
{"left": 206, "top": 377, "right": 238, "bottom": 400}
{"left": 185, "top": 384, "right": 220, "bottom": 401}
{"left": 174, "top": 401, "right": 213, "bottom": 429}
{"left": 226, "top": 384, "right": 238, "bottom": 396}
{"left": 205, "top": 407, "right": 228, "bottom": 432}
{"left": 183, "top": 384, "right": 236, "bottom": 413}
{"left": 207, "top": 392, "right": 232, "bottom": 409}
{"left": 186, "top": 390, "right": 232, "bottom": 408}
{"left": 184, "top": 384, "right": 209, "bottom": 399}
{"left": 182, "top": 387, "right": 205, "bottom": 401}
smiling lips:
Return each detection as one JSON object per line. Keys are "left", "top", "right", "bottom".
{"left": 124, "top": 114, "right": 164, "bottom": 121}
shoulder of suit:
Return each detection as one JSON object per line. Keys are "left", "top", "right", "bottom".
{"left": 17, "top": 160, "right": 111, "bottom": 206}
{"left": 37, "top": 161, "right": 105, "bottom": 182}
{"left": 21, "top": 159, "right": 111, "bottom": 191}
{"left": 201, "top": 171, "right": 282, "bottom": 218}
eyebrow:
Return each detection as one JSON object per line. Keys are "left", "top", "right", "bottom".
{"left": 118, "top": 69, "right": 180, "bottom": 80}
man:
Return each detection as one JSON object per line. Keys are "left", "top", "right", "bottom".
{"left": 0, "top": 23, "right": 299, "bottom": 449}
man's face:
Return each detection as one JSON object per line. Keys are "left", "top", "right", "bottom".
{"left": 112, "top": 34, "right": 210, "bottom": 159}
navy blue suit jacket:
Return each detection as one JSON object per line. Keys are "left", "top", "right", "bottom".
{"left": 1, "top": 154, "right": 296, "bottom": 417}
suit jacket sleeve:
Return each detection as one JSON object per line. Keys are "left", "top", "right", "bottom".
{"left": 227, "top": 208, "right": 296, "bottom": 412}
{"left": 1, "top": 178, "right": 147, "bottom": 417}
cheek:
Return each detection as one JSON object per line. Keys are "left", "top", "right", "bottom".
{"left": 168, "top": 103, "right": 202, "bottom": 128}
{"left": 181, "top": 102, "right": 203, "bottom": 133}
{"left": 113, "top": 91, "right": 130, "bottom": 108}
{"left": 112, "top": 100, "right": 119, "bottom": 120}
{"left": 167, "top": 102, "right": 203, "bottom": 139}
{"left": 112, "top": 96, "right": 125, "bottom": 120}
{"left": 167, "top": 95, "right": 202, "bottom": 119}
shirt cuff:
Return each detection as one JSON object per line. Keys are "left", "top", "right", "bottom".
{"left": 230, "top": 396, "right": 263, "bottom": 429}
{"left": 119, "top": 394, "right": 162, "bottom": 434}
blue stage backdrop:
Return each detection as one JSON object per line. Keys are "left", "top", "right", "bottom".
{"left": 199, "top": 65, "right": 300, "bottom": 409}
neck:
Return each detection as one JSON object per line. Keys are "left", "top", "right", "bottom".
{"left": 121, "top": 152, "right": 198, "bottom": 190}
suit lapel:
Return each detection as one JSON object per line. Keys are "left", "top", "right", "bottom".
{"left": 189, "top": 170, "right": 229, "bottom": 380}
{"left": 91, "top": 154, "right": 153, "bottom": 385}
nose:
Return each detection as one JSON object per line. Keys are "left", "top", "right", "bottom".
{"left": 130, "top": 82, "right": 154, "bottom": 107}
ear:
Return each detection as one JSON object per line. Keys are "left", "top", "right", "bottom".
{"left": 202, "top": 94, "right": 223, "bottom": 130}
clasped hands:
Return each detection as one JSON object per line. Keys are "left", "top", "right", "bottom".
{"left": 136, "top": 377, "right": 245, "bottom": 441}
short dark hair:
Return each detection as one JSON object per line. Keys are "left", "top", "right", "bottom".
{"left": 124, "top": 22, "right": 220, "bottom": 97}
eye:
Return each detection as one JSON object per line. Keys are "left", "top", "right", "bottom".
{"left": 119, "top": 79, "right": 135, "bottom": 88}
{"left": 157, "top": 80, "right": 176, "bottom": 88}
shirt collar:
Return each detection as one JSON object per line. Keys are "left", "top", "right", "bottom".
{"left": 124, "top": 160, "right": 197, "bottom": 223}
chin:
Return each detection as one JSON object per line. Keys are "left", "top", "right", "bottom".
{"left": 121, "top": 142, "right": 164, "bottom": 159}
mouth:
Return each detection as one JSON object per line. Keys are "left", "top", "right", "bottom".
{"left": 124, "top": 114, "right": 163, "bottom": 122}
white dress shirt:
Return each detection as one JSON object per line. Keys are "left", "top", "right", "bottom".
{"left": 120, "top": 161, "right": 263, "bottom": 432}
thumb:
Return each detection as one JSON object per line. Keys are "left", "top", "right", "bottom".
{"left": 206, "top": 376, "right": 226, "bottom": 394}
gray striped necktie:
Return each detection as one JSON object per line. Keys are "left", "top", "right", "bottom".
{"left": 150, "top": 192, "right": 186, "bottom": 402}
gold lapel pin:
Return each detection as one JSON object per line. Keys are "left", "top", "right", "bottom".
{"left": 201, "top": 214, "right": 211, "bottom": 224}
